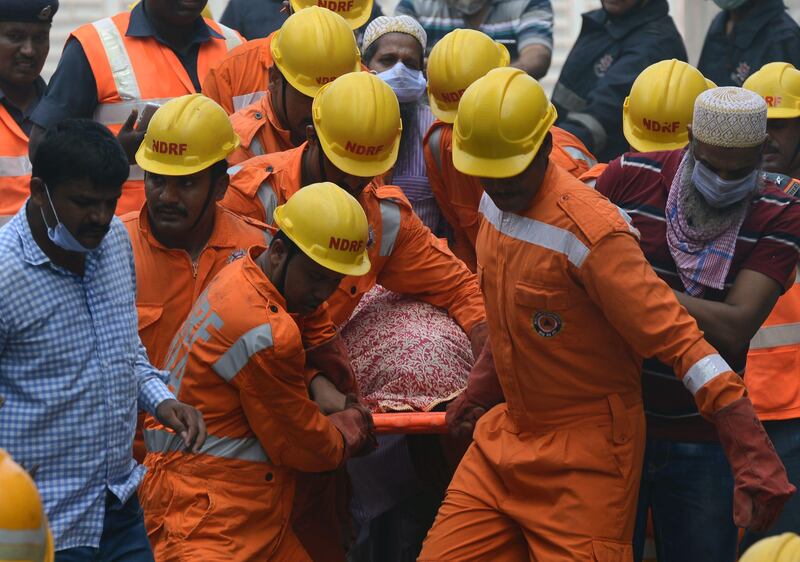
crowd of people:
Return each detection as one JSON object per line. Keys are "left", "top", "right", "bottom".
{"left": 1, "top": 0, "right": 800, "bottom": 561}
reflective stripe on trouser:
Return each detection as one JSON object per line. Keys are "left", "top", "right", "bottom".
{"left": 419, "top": 400, "right": 644, "bottom": 560}
{"left": 144, "top": 428, "right": 270, "bottom": 463}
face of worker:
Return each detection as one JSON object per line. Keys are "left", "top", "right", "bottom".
{"left": 601, "top": 0, "right": 641, "bottom": 17}
{"left": 0, "top": 21, "right": 50, "bottom": 86}
{"left": 366, "top": 33, "right": 424, "bottom": 73}
{"left": 269, "top": 65, "right": 314, "bottom": 146}
{"left": 763, "top": 117, "right": 800, "bottom": 176}
{"left": 30, "top": 176, "right": 121, "bottom": 250}
{"left": 144, "top": 167, "right": 227, "bottom": 238}
{"left": 145, "top": 0, "right": 208, "bottom": 26}
{"left": 269, "top": 238, "right": 345, "bottom": 315}
{"left": 691, "top": 135, "right": 764, "bottom": 181}
{"left": 479, "top": 134, "right": 553, "bottom": 213}
{"left": 307, "top": 127, "right": 373, "bottom": 196}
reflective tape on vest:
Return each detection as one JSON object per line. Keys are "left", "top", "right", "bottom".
{"left": 93, "top": 98, "right": 174, "bottom": 125}
{"left": 232, "top": 92, "right": 267, "bottom": 113}
{"left": 682, "top": 354, "right": 730, "bottom": 395}
{"left": 128, "top": 164, "right": 145, "bottom": 182}
{"left": 379, "top": 200, "right": 401, "bottom": 257}
{"left": 92, "top": 17, "right": 141, "bottom": 101}
{"left": 479, "top": 192, "right": 590, "bottom": 268}
{"left": 0, "top": 527, "right": 47, "bottom": 561}
{"left": 213, "top": 322, "right": 273, "bottom": 381}
{"left": 0, "top": 155, "right": 32, "bottom": 177}
{"left": 750, "top": 321, "right": 800, "bottom": 350}
{"left": 217, "top": 22, "right": 243, "bottom": 51}
{"left": 144, "top": 428, "right": 270, "bottom": 462}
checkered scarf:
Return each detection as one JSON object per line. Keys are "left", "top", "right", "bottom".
{"left": 665, "top": 151, "right": 748, "bottom": 296}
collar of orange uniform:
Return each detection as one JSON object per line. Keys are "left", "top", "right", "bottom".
{"left": 137, "top": 203, "right": 241, "bottom": 251}
{"left": 239, "top": 93, "right": 291, "bottom": 151}
{"left": 520, "top": 158, "right": 559, "bottom": 216}
{"left": 240, "top": 244, "right": 289, "bottom": 310}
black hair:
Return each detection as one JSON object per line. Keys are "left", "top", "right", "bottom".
{"left": 31, "top": 119, "right": 129, "bottom": 191}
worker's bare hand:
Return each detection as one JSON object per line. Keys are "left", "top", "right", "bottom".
{"left": 156, "top": 399, "right": 207, "bottom": 453}
{"left": 117, "top": 109, "right": 147, "bottom": 164}
{"left": 445, "top": 393, "right": 485, "bottom": 441}
{"left": 309, "top": 375, "right": 347, "bottom": 414}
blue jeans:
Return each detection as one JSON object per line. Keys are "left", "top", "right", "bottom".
{"left": 740, "top": 418, "right": 800, "bottom": 553}
{"left": 633, "top": 438, "right": 738, "bottom": 562}
{"left": 56, "top": 493, "right": 154, "bottom": 562}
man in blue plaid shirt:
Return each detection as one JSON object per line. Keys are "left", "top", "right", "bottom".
{"left": 0, "top": 119, "right": 206, "bottom": 561}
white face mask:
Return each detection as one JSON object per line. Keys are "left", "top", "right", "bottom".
{"left": 691, "top": 159, "right": 759, "bottom": 208}
{"left": 376, "top": 61, "right": 427, "bottom": 103}
{"left": 40, "top": 183, "right": 95, "bottom": 253}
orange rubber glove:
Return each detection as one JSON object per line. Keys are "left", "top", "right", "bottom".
{"left": 329, "top": 394, "right": 377, "bottom": 461}
{"left": 714, "top": 397, "right": 796, "bottom": 531}
{"left": 445, "top": 337, "right": 504, "bottom": 440}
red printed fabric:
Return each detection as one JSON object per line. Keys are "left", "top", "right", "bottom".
{"left": 341, "top": 286, "right": 472, "bottom": 412}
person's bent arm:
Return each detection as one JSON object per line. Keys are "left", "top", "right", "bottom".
{"left": 511, "top": 43, "right": 551, "bottom": 79}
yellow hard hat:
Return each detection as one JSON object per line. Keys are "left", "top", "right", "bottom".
{"left": 427, "top": 29, "right": 510, "bottom": 124}
{"left": 274, "top": 182, "right": 371, "bottom": 276}
{"left": 289, "top": 0, "right": 373, "bottom": 29}
{"left": 739, "top": 533, "right": 800, "bottom": 562}
{"left": 453, "top": 67, "right": 556, "bottom": 178}
{"left": 622, "top": 59, "right": 715, "bottom": 153}
{"left": 0, "top": 449, "right": 54, "bottom": 562}
{"left": 128, "top": 0, "right": 213, "bottom": 18}
{"left": 136, "top": 94, "right": 240, "bottom": 176}
{"left": 743, "top": 62, "right": 800, "bottom": 119}
{"left": 271, "top": 6, "right": 361, "bottom": 98}
{"left": 312, "top": 72, "right": 402, "bottom": 178}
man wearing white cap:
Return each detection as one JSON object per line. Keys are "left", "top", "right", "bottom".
{"left": 597, "top": 87, "right": 800, "bottom": 562}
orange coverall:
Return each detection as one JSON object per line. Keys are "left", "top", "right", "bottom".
{"left": 228, "top": 92, "right": 294, "bottom": 165}
{"left": 123, "top": 205, "right": 271, "bottom": 461}
{"left": 423, "top": 122, "right": 597, "bottom": 271}
{"left": 418, "top": 162, "right": 749, "bottom": 561}
{"left": 202, "top": 33, "right": 275, "bottom": 115}
{"left": 579, "top": 162, "right": 610, "bottom": 188}
{"left": 140, "top": 247, "right": 347, "bottom": 561}
{"left": 223, "top": 144, "right": 486, "bottom": 332}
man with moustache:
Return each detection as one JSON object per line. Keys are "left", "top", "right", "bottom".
{"left": 0, "top": 0, "right": 57, "bottom": 223}
{"left": 596, "top": 86, "right": 800, "bottom": 562}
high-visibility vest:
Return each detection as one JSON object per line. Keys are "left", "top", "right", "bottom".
{"left": 0, "top": 104, "right": 31, "bottom": 225}
{"left": 70, "top": 12, "right": 242, "bottom": 214}
{"left": 747, "top": 266, "right": 800, "bottom": 421}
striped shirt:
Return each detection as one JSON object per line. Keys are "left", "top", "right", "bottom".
{"left": 0, "top": 206, "right": 173, "bottom": 549}
{"left": 395, "top": 0, "right": 553, "bottom": 59}
{"left": 597, "top": 149, "right": 800, "bottom": 441}
{"left": 391, "top": 104, "right": 446, "bottom": 236}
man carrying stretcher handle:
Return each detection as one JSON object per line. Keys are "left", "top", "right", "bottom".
{"left": 422, "top": 67, "right": 795, "bottom": 561}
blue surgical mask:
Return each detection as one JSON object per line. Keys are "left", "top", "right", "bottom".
{"left": 712, "top": 0, "right": 750, "bottom": 10}
{"left": 40, "top": 184, "right": 95, "bottom": 253}
{"left": 691, "top": 159, "right": 759, "bottom": 208}
{"left": 377, "top": 62, "right": 427, "bottom": 103}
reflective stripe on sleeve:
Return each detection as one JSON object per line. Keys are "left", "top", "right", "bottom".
{"left": 0, "top": 527, "right": 48, "bottom": 561}
{"left": 144, "top": 428, "right": 270, "bottom": 462}
{"left": 750, "top": 322, "right": 800, "bottom": 350}
{"left": 379, "top": 200, "right": 401, "bottom": 257}
{"left": 212, "top": 323, "right": 273, "bottom": 381}
{"left": 565, "top": 112, "right": 607, "bottom": 153}
{"left": 562, "top": 145, "right": 597, "bottom": 169}
{"left": 92, "top": 17, "right": 141, "bottom": 100}
{"left": 682, "top": 354, "right": 731, "bottom": 395}
{"left": 232, "top": 92, "right": 267, "bottom": 112}
{"left": 0, "top": 155, "right": 31, "bottom": 177}
{"left": 479, "top": 192, "right": 590, "bottom": 268}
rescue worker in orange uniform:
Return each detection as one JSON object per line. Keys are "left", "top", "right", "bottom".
{"left": 225, "top": 7, "right": 361, "bottom": 165}
{"left": 202, "top": 0, "right": 372, "bottom": 115}
{"left": 418, "top": 67, "right": 795, "bottom": 561}
{"left": 225, "top": 71, "right": 486, "bottom": 350}
{"left": 28, "top": 0, "right": 242, "bottom": 215}
{"left": 423, "top": 29, "right": 596, "bottom": 272}
{"left": 0, "top": 0, "right": 56, "bottom": 225}
{"left": 579, "top": 59, "right": 716, "bottom": 189}
{"left": 123, "top": 94, "right": 269, "bottom": 462}
{"left": 139, "top": 182, "right": 377, "bottom": 562}
{"left": 740, "top": 62, "right": 800, "bottom": 548}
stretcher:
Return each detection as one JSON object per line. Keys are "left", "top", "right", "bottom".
{"left": 372, "top": 412, "right": 447, "bottom": 434}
